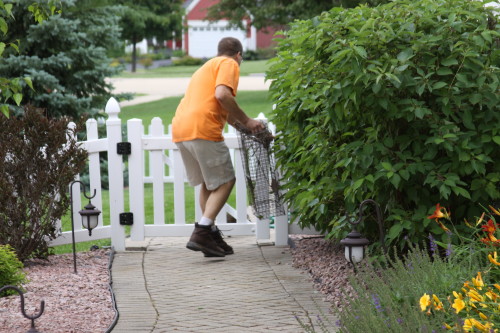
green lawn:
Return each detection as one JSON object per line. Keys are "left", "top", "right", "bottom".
{"left": 119, "top": 90, "right": 273, "bottom": 127}
{"left": 115, "top": 60, "right": 271, "bottom": 78}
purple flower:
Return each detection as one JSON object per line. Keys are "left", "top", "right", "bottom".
{"left": 429, "top": 234, "right": 438, "bottom": 255}
{"left": 372, "top": 294, "right": 383, "bottom": 312}
{"left": 446, "top": 242, "right": 453, "bottom": 257}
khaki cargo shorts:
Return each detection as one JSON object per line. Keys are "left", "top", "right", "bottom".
{"left": 176, "top": 139, "right": 235, "bottom": 191}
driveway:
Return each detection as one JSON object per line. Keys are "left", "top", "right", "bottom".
{"left": 108, "top": 75, "right": 271, "bottom": 107}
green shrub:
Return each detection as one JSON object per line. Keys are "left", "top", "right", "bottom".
{"left": 172, "top": 55, "right": 204, "bottom": 66}
{"left": 139, "top": 56, "right": 153, "bottom": 68}
{"left": 171, "top": 49, "right": 186, "bottom": 58}
{"left": 267, "top": 0, "right": 500, "bottom": 252}
{"left": 0, "top": 245, "right": 27, "bottom": 297}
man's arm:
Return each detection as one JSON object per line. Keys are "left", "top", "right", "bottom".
{"left": 215, "top": 85, "right": 264, "bottom": 133}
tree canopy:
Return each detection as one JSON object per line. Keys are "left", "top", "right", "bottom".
{"left": 206, "top": 0, "right": 387, "bottom": 30}
{"left": 117, "top": 0, "right": 184, "bottom": 72}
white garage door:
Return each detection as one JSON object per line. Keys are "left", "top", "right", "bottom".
{"left": 188, "top": 21, "right": 247, "bottom": 58}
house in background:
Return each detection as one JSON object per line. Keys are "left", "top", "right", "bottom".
{"left": 182, "top": 0, "right": 279, "bottom": 58}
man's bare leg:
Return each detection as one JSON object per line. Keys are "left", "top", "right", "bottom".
{"left": 202, "top": 179, "right": 235, "bottom": 221}
{"left": 199, "top": 183, "right": 210, "bottom": 214}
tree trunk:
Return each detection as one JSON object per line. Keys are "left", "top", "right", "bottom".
{"left": 131, "top": 40, "right": 137, "bottom": 73}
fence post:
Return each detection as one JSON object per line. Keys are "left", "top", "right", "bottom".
{"left": 128, "top": 118, "right": 145, "bottom": 241}
{"left": 106, "top": 97, "right": 126, "bottom": 251}
{"left": 86, "top": 118, "right": 104, "bottom": 227}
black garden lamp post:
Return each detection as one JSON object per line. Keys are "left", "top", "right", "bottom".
{"left": 340, "top": 199, "right": 386, "bottom": 268}
{"left": 79, "top": 202, "right": 101, "bottom": 237}
{"left": 70, "top": 180, "right": 101, "bottom": 274}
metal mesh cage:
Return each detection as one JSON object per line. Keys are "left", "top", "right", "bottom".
{"left": 236, "top": 123, "right": 285, "bottom": 220}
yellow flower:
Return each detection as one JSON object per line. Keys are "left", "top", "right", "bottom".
{"left": 420, "top": 293, "right": 431, "bottom": 311}
{"left": 490, "top": 205, "right": 500, "bottom": 216}
{"left": 485, "top": 290, "right": 499, "bottom": 302}
{"left": 452, "top": 297, "right": 466, "bottom": 313}
{"left": 463, "top": 318, "right": 491, "bottom": 332}
{"left": 479, "top": 312, "right": 488, "bottom": 320}
{"left": 476, "top": 212, "right": 486, "bottom": 226}
{"left": 494, "top": 284, "right": 500, "bottom": 292}
{"left": 472, "top": 319, "right": 492, "bottom": 332}
{"left": 472, "top": 272, "right": 484, "bottom": 290}
{"left": 432, "top": 294, "right": 444, "bottom": 310}
{"left": 468, "top": 289, "right": 484, "bottom": 303}
{"left": 463, "top": 318, "right": 474, "bottom": 331}
{"left": 488, "top": 252, "right": 500, "bottom": 267}
{"left": 444, "top": 323, "right": 452, "bottom": 330}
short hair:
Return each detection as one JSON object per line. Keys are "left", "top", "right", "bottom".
{"left": 217, "top": 37, "right": 243, "bottom": 57}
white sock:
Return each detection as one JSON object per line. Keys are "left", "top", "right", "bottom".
{"left": 199, "top": 216, "right": 213, "bottom": 226}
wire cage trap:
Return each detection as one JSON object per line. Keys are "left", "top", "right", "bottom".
{"left": 235, "top": 122, "right": 285, "bottom": 220}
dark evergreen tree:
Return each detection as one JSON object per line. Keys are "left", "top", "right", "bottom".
{"left": 0, "top": 0, "right": 123, "bottom": 119}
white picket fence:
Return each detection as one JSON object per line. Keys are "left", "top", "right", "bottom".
{"left": 49, "top": 98, "right": 289, "bottom": 251}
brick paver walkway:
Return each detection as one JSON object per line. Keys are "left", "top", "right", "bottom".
{"left": 110, "top": 235, "right": 335, "bottom": 332}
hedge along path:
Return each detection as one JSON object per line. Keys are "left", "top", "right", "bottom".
{"left": 267, "top": 0, "right": 500, "bottom": 252}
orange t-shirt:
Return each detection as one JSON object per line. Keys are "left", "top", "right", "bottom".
{"left": 172, "top": 56, "right": 240, "bottom": 142}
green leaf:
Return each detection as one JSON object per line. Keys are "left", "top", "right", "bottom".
{"left": 397, "top": 48, "right": 413, "bottom": 62}
{"left": 439, "top": 184, "right": 451, "bottom": 199}
{"left": 0, "top": 104, "right": 9, "bottom": 118}
{"left": 352, "top": 178, "right": 364, "bottom": 190}
{"left": 481, "top": 31, "right": 492, "bottom": 43}
{"left": 24, "top": 77, "right": 34, "bottom": 91}
{"left": 432, "top": 82, "right": 447, "bottom": 89}
{"left": 13, "top": 93, "right": 22, "bottom": 106}
{"left": 387, "top": 223, "right": 403, "bottom": 240}
{"left": 453, "top": 186, "right": 471, "bottom": 199}
{"left": 414, "top": 108, "right": 428, "bottom": 119}
{"left": 353, "top": 46, "right": 367, "bottom": 59}
{"left": 381, "top": 162, "right": 392, "bottom": 171}
{"left": 441, "top": 57, "right": 458, "bottom": 66}
{"left": 390, "top": 174, "right": 401, "bottom": 188}
{"left": 399, "top": 169, "right": 410, "bottom": 181}
{"left": 0, "top": 17, "right": 7, "bottom": 35}
{"left": 0, "top": 42, "right": 4, "bottom": 57}
{"left": 470, "top": 94, "right": 482, "bottom": 105}
{"left": 4, "top": 4, "right": 13, "bottom": 17}
{"left": 493, "top": 136, "right": 500, "bottom": 145}
{"left": 437, "top": 67, "right": 453, "bottom": 75}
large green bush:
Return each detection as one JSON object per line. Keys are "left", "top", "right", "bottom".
{"left": 267, "top": 0, "right": 500, "bottom": 251}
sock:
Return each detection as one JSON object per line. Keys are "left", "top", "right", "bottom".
{"left": 199, "top": 216, "right": 213, "bottom": 226}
